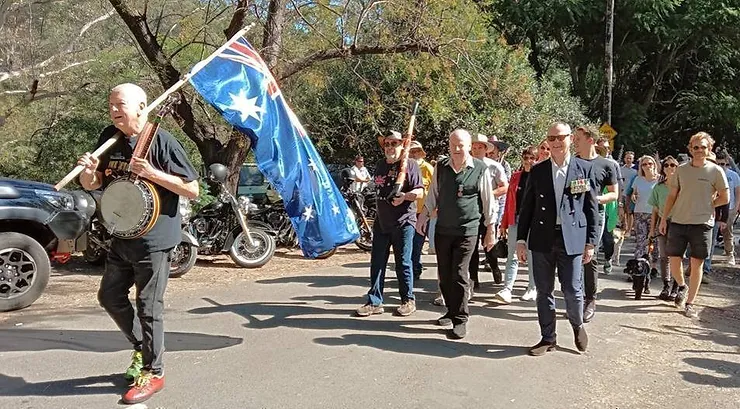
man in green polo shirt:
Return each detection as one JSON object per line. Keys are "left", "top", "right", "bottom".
{"left": 416, "top": 129, "right": 497, "bottom": 339}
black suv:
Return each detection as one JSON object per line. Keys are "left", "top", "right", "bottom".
{"left": 0, "top": 177, "right": 94, "bottom": 311}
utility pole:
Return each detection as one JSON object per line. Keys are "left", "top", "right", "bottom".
{"left": 604, "top": 0, "right": 614, "bottom": 125}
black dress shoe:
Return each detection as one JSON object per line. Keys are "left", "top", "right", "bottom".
{"left": 528, "top": 339, "right": 557, "bottom": 356}
{"left": 449, "top": 323, "right": 467, "bottom": 339}
{"left": 574, "top": 325, "right": 588, "bottom": 352}
{"left": 436, "top": 315, "right": 452, "bottom": 326}
{"left": 583, "top": 299, "right": 596, "bottom": 323}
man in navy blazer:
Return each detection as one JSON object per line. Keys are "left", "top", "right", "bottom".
{"left": 516, "top": 122, "right": 599, "bottom": 356}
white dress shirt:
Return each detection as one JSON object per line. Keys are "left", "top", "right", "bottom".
{"left": 551, "top": 154, "right": 571, "bottom": 225}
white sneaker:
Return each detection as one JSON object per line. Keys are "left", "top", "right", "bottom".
{"left": 728, "top": 256, "right": 736, "bottom": 266}
{"left": 521, "top": 288, "right": 537, "bottom": 301}
{"left": 494, "top": 289, "right": 512, "bottom": 304}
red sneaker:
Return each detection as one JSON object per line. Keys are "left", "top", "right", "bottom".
{"left": 121, "top": 371, "right": 165, "bottom": 404}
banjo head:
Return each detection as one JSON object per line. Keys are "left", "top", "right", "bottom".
{"left": 100, "top": 179, "right": 159, "bottom": 239}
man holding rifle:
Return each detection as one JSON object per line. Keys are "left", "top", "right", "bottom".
{"left": 416, "top": 129, "right": 498, "bottom": 339}
{"left": 356, "top": 130, "right": 423, "bottom": 317}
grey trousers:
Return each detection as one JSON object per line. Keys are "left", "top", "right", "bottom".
{"left": 98, "top": 240, "right": 171, "bottom": 375}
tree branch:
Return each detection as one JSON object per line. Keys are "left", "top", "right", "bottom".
{"left": 279, "top": 41, "right": 441, "bottom": 81}
{"left": 224, "top": 0, "right": 249, "bottom": 39}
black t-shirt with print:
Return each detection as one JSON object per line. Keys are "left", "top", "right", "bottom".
{"left": 373, "top": 158, "right": 423, "bottom": 234}
{"left": 94, "top": 125, "right": 199, "bottom": 252}
{"left": 585, "top": 156, "right": 619, "bottom": 211}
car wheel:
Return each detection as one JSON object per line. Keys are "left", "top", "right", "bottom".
{"left": 0, "top": 232, "right": 51, "bottom": 312}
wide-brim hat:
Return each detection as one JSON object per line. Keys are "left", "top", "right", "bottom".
{"left": 409, "top": 140, "right": 426, "bottom": 155}
{"left": 377, "top": 130, "right": 403, "bottom": 147}
{"left": 488, "top": 134, "right": 509, "bottom": 152}
{"left": 471, "top": 134, "right": 495, "bottom": 153}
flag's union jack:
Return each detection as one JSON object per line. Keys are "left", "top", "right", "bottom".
{"left": 221, "top": 38, "right": 281, "bottom": 98}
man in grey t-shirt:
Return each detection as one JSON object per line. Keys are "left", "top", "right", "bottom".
{"left": 659, "top": 132, "right": 729, "bottom": 319}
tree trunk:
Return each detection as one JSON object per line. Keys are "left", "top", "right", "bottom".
{"left": 262, "top": 0, "right": 285, "bottom": 70}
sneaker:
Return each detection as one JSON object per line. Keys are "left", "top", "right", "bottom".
{"left": 121, "top": 370, "right": 165, "bottom": 404}
{"left": 728, "top": 257, "right": 736, "bottom": 266}
{"left": 124, "top": 351, "right": 143, "bottom": 382}
{"left": 356, "top": 303, "right": 384, "bottom": 317}
{"left": 658, "top": 283, "right": 670, "bottom": 301}
{"left": 684, "top": 304, "right": 698, "bottom": 318}
{"left": 493, "top": 288, "right": 512, "bottom": 304}
{"left": 668, "top": 281, "right": 679, "bottom": 301}
{"left": 674, "top": 286, "right": 688, "bottom": 309}
{"left": 521, "top": 288, "right": 537, "bottom": 301}
{"left": 432, "top": 293, "right": 445, "bottom": 306}
{"left": 396, "top": 300, "right": 416, "bottom": 316}
{"left": 603, "top": 260, "right": 612, "bottom": 275}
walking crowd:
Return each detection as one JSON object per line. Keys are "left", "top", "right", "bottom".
{"left": 353, "top": 124, "right": 731, "bottom": 356}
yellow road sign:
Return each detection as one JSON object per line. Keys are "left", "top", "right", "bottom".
{"left": 599, "top": 122, "right": 618, "bottom": 139}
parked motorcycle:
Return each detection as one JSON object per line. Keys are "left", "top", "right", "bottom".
{"left": 341, "top": 182, "right": 374, "bottom": 251}
{"left": 249, "top": 199, "right": 337, "bottom": 259}
{"left": 169, "top": 163, "right": 276, "bottom": 276}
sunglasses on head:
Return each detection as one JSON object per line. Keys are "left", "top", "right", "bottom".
{"left": 546, "top": 134, "right": 570, "bottom": 142}
{"left": 384, "top": 141, "right": 401, "bottom": 147}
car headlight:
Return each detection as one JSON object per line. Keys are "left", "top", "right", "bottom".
{"left": 35, "top": 190, "right": 74, "bottom": 210}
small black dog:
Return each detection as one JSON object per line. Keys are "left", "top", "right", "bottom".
{"left": 624, "top": 256, "right": 651, "bottom": 300}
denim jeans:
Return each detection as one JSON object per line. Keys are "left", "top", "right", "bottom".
{"left": 367, "top": 223, "right": 415, "bottom": 305}
{"left": 703, "top": 222, "right": 720, "bottom": 273}
{"left": 504, "top": 223, "right": 535, "bottom": 292}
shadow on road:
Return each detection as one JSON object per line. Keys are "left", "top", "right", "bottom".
{"left": 0, "top": 373, "right": 128, "bottom": 398}
{"left": 313, "top": 333, "right": 570, "bottom": 359}
{"left": 680, "top": 357, "right": 740, "bottom": 388}
{"left": 256, "top": 274, "right": 369, "bottom": 288}
{"left": 0, "top": 329, "right": 243, "bottom": 353}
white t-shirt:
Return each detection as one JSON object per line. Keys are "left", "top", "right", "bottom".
{"left": 349, "top": 165, "right": 370, "bottom": 192}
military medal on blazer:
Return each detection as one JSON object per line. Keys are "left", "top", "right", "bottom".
{"left": 569, "top": 178, "right": 590, "bottom": 194}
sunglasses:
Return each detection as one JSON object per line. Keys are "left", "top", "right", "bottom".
{"left": 546, "top": 134, "right": 570, "bottom": 142}
{"left": 665, "top": 163, "right": 678, "bottom": 168}
{"left": 718, "top": 162, "right": 728, "bottom": 166}
{"left": 641, "top": 162, "right": 655, "bottom": 167}
{"left": 384, "top": 141, "right": 401, "bottom": 147}
{"left": 691, "top": 145, "right": 708, "bottom": 151}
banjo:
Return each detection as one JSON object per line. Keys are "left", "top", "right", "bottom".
{"left": 98, "top": 98, "right": 177, "bottom": 239}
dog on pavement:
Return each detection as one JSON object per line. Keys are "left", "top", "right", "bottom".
{"left": 624, "top": 256, "right": 651, "bottom": 300}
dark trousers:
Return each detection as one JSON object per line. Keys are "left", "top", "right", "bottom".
{"left": 602, "top": 229, "right": 614, "bottom": 261}
{"left": 411, "top": 220, "right": 428, "bottom": 278}
{"left": 435, "top": 233, "right": 477, "bottom": 325}
{"left": 98, "top": 240, "right": 171, "bottom": 375}
{"left": 469, "top": 222, "right": 499, "bottom": 285}
{"left": 531, "top": 231, "right": 584, "bottom": 343}
{"left": 367, "top": 224, "right": 415, "bottom": 305}
{"left": 583, "top": 210, "right": 605, "bottom": 300}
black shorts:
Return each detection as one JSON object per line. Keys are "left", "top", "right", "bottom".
{"left": 665, "top": 222, "right": 713, "bottom": 260}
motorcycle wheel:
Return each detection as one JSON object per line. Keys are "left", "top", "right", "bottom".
{"left": 315, "top": 247, "right": 336, "bottom": 259}
{"left": 82, "top": 244, "right": 106, "bottom": 266}
{"left": 355, "top": 215, "right": 374, "bottom": 252}
{"left": 169, "top": 243, "right": 197, "bottom": 278}
{"left": 229, "top": 228, "right": 276, "bottom": 268}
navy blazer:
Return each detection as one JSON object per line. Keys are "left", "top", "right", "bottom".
{"left": 516, "top": 156, "right": 599, "bottom": 256}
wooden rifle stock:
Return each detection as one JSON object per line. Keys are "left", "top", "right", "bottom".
{"left": 387, "top": 102, "right": 419, "bottom": 200}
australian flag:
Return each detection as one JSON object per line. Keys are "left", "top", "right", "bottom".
{"left": 189, "top": 36, "right": 360, "bottom": 258}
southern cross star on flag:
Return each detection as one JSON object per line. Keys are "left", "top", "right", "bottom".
{"left": 189, "top": 36, "right": 359, "bottom": 258}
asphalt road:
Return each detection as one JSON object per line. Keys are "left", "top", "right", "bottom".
{"left": 0, "top": 245, "right": 738, "bottom": 409}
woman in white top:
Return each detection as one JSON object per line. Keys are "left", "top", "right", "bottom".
{"left": 626, "top": 155, "right": 660, "bottom": 271}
